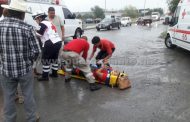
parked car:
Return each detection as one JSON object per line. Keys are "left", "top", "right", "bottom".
{"left": 85, "top": 18, "right": 94, "bottom": 24}
{"left": 163, "top": 16, "right": 172, "bottom": 25}
{"left": 121, "top": 17, "right": 132, "bottom": 26}
{"left": 136, "top": 16, "right": 152, "bottom": 25}
{"left": 160, "top": 16, "right": 165, "bottom": 20}
{"left": 151, "top": 12, "right": 161, "bottom": 21}
{"left": 136, "top": 17, "right": 143, "bottom": 25}
{"left": 96, "top": 17, "right": 121, "bottom": 31}
{"left": 94, "top": 18, "right": 102, "bottom": 23}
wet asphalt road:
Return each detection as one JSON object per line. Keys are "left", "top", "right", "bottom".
{"left": 1, "top": 21, "right": 190, "bottom": 122}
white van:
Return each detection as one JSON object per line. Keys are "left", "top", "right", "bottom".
{"left": 25, "top": 0, "right": 83, "bottom": 38}
{"left": 120, "top": 17, "right": 132, "bottom": 26}
{"left": 151, "top": 12, "right": 160, "bottom": 21}
{"left": 165, "top": 0, "right": 190, "bottom": 50}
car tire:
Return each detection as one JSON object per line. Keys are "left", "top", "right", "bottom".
{"left": 107, "top": 25, "right": 112, "bottom": 30}
{"left": 165, "top": 35, "right": 176, "bottom": 49}
{"left": 118, "top": 25, "right": 120, "bottom": 29}
{"left": 73, "top": 28, "right": 81, "bottom": 39}
{"left": 97, "top": 28, "right": 100, "bottom": 31}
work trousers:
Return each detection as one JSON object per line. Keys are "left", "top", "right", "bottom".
{"left": 61, "top": 51, "right": 95, "bottom": 83}
{"left": 41, "top": 40, "right": 62, "bottom": 78}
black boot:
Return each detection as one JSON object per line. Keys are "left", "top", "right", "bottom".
{"left": 65, "top": 77, "right": 72, "bottom": 82}
{"left": 49, "top": 69, "right": 58, "bottom": 78}
{"left": 89, "top": 83, "right": 101, "bottom": 91}
{"left": 38, "top": 77, "right": 49, "bottom": 81}
{"left": 38, "top": 72, "right": 49, "bottom": 81}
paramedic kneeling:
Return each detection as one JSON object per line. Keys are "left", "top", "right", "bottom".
{"left": 61, "top": 36, "right": 101, "bottom": 91}
{"left": 89, "top": 36, "right": 115, "bottom": 67}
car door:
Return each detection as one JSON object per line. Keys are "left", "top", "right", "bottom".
{"left": 176, "top": 4, "right": 190, "bottom": 49}
{"left": 111, "top": 18, "right": 116, "bottom": 28}
{"left": 62, "top": 7, "right": 78, "bottom": 37}
{"left": 173, "top": 5, "right": 190, "bottom": 49}
{"left": 170, "top": 6, "right": 181, "bottom": 46}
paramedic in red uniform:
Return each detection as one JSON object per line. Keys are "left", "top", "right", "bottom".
{"left": 32, "top": 12, "right": 62, "bottom": 81}
{"left": 61, "top": 36, "right": 101, "bottom": 91}
{"left": 89, "top": 36, "right": 115, "bottom": 67}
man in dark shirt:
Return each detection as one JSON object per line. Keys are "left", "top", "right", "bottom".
{"left": 61, "top": 36, "right": 101, "bottom": 91}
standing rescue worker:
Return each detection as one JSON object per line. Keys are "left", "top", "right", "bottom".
{"left": 32, "top": 12, "right": 62, "bottom": 81}
{"left": 89, "top": 36, "right": 115, "bottom": 67}
{"left": 61, "top": 36, "right": 101, "bottom": 91}
{"left": 47, "top": 7, "right": 64, "bottom": 41}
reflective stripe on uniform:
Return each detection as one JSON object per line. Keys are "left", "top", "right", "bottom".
{"left": 43, "top": 65, "right": 50, "bottom": 72}
{"left": 52, "top": 64, "right": 58, "bottom": 70}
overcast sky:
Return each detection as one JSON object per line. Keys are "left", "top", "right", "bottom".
{"left": 62, "top": 0, "right": 168, "bottom": 12}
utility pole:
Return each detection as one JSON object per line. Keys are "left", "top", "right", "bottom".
{"left": 143, "top": 0, "right": 147, "bottom": 17}
{"left": 105, "top": 0, "right": 106, "bottom": 12}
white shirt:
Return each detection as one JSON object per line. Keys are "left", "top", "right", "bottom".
{"left": 37, "top": 20, "right": 61, "bottom": 47}
{"left": 0, "top": 15, "right": 4, "bottom": 21}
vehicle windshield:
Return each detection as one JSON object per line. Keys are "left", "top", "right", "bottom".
{"left": 152, "top": 13, "right": 159, "bottom": 15}
{"left": 101, "top": 18, "right": 111, "bottom": 22}
{"left": 121, "top": 18, "right": 127, "bottom": 20}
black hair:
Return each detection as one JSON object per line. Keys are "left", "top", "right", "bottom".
{"left": 32, "top": 14, "right": 47, "bottom": 21}
{"left": 7, "top": 9, "right": 25, "bottom": 20}
{"left": 48, "top": 7, "right": 55, "bottom": 12}
{"left": 39, "top": 15, "right": 47, "bottom": 21}
{"left": 91, "top": 36, "right": 100, "bottom": 44}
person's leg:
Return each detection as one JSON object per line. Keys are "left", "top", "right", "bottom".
{"left": 95, "top": 51, "right": 108, "bottom": 61}
{"left": 38, "top": 40, "right": 52, "bottom": 81}
{"left": 61, "top": 51, "right": 73, "bottom": 82}
{"left": 104, "top": 48, "right": 115, "bottom": 67}
{"left": 19, "top": 72, "right": 38, "bottom": 122}
{"left": 95, "top": 51, "right": 108, "bottom": 68}
{"left": 0, "top": 76, "right": 18, "bottom": 122}
{"left": 50, "top": 41, "right": 62, "bottom": 77}
{"left": 96, "top": 49, "right": 115, "bottom": 67}
{"left": 74, "top": 55, "right": 101, "bottom": 91}
{"left": 33, "top": 54, "right": 42, "bottom": 77}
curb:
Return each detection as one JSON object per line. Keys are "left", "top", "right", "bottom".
{"left": 83, "top": 26, "right": 96, "bottom": 30}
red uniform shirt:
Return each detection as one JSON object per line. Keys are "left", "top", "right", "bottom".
{"left": 64, "top": 39, "right": 89, "bottom": 60}
{"left": 92, "top": 39, "right": 115, "bottom": 55}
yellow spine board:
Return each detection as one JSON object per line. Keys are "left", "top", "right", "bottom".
{"left": 58, "top": 70, "right": 103, "bottom": 84}
{"left": 57, "top": 70, "right": 128, "bottom": 88}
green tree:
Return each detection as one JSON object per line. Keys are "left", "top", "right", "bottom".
{"left": 82, "top": 13, "right": 94, "bottom": 19}
{"left": 76, "top": 14, "right": 82, "bottom": 19}
{"left": 91, "top": 5, "right": 105, "bottom": 19}
{"left": 152, "top": 8, "right": 164, "bottom": 15}
{"left": 123, "top": 5, "right": 139, "bottom": 18}
{"left": 167, "top": 0, "right": 180, "bottom": 13}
